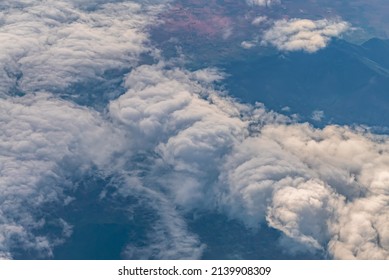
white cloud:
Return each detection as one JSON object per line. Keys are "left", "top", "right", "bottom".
{"left": 0, "top": 93, "right": 126, "bottom": 258}
{"left": 1, "top": 0, "right": 389, "bottom": 261}
{"left": 247, "top": 0, "right": 280, "bottom": 7}
{"left": 2, "top": 60, "right": 389, "bottom": 259}
{"left": 110, "top": 62, "right": 389, "bottom": 259}
{"left": 0, "top": 0, "right": 163, "bottom": 96}
{"left": 262, "top": 18, "right": 350, "bottom": 52}
{"left": 109, "top": 63, "right": 248, "bottom": 209}
{"left": 217, "top": 123, "right": 389, "bottom": 259}
{"left": 121, "top": 182, "right": 205, "bottom": 260}
{"left": 0, "top": 0, "right": 206, "bottom": 259}
{"left": 241, "top": 41, "right": 256, "bottom": 49}
{"left": 252, "top": 16, "right": 268, "bottom": 26}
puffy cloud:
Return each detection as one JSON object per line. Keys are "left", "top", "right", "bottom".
{"left": 0, "top": 0, "right": 163, "bottom": 97}
{"left": 1, "top": 0, "right": 389, "bottom": 261}
{"left": 0, "top": 62, "right": 233, "bottom": 259}
{"left": 0, "top": 93, "right": 126, "bottom": 258}
{"left": 0, "top": 0, "right": 207, "bottom": 259}
{"left": 109, "top": 63, "right": 248, "bottom": 208}
{"left": 0, "top": 84, "right": 207, "bottom": 259}
{"left": 216, "top": 123, "right": 389, "bottom": 259}
{"left": 262, "top": 18, "right": 350, "bottom": 52}
{"left": 329, "top": 195, "right": 389, "bottom": 259}
{"left": 110, "top": 62, "right": 389, "bottom": 259}
{"left": 2, "top": 60, "right": 389, "bottom": 259}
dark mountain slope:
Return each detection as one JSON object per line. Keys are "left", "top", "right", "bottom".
{"left": 222, "top": 38, "right": 389, "bottom": 128}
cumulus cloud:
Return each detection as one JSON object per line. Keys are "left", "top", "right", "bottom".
{"left": 109, "top": 62, "right": 389, "bottom": 259}
{"left": 0, "top": 88, "right": 206, "bottom": 259}
{"left": 0, "top": 0, "right": 206, "bottom": 260}
{"left": 217, "top": 123, "right": 389, "bottom": 259}
{"left": 1, "top": 0, "right": 389, "bottom": 261}
{"left": 0, "top": 93, "right": 126, "bottom": 258}
{"left": 109, "top": 63, "right": 247, "bottom": 208}
{"left": 262, "top": 18, "right": 350, "bottom": 52}
{"left": 2, "top": 59, "right": 389, "bottom": 259}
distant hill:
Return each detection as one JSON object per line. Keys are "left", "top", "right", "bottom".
{"left": 222, "top": 38, "right": 389, "bottom": 129}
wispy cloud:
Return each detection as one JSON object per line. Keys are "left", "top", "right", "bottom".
{"left": 312, "top": 110, "right": 325, "bottom": 121}
{"left": 120, "top": 178, "right": 205, "bottom": 260}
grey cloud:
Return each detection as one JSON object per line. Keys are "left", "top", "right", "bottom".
{"left": 312, "top": 110, "right": 325, "bottom": 121}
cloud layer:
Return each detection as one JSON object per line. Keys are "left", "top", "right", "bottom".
{"left": 262, "top": 18, "right": 350, "bottom": 52}
{"left": 0, "top": 93, "right": 126, "bottom": 259}
{"left": 219, "top": 124, "right": 389, "bottom": 259}
{"left": 0, "top": 0, "right": 162, "bottom": 97}
{"left": 2, "top": 61, "right": 389, "bottom": 260}
{"left": 1, "top": 0, "right": 388, "bottom": 260}
{"left": 109, "top": 63, "right": 389, "bottom": 259}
